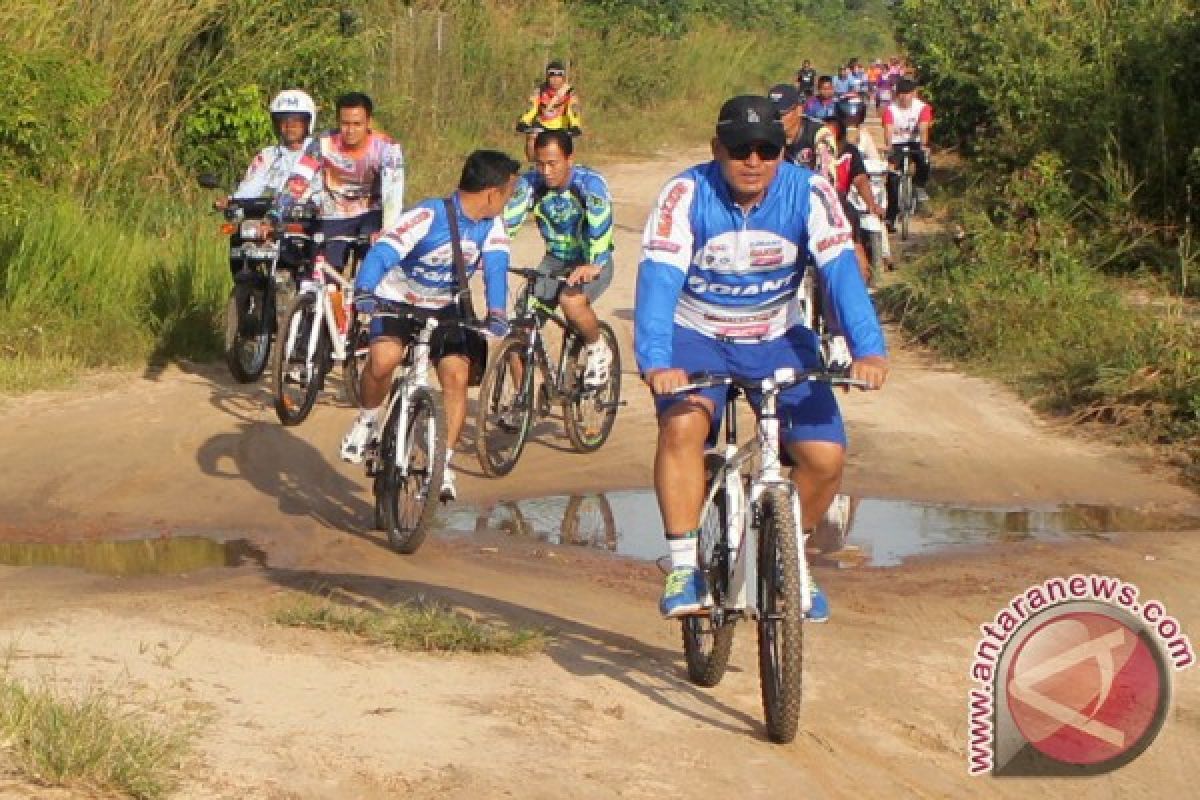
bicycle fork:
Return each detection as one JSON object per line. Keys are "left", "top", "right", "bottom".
{"left": 755, "top": 393, "right": 813, "bottom": 615}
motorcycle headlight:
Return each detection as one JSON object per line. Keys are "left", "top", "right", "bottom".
{"left": 239, "top": 220, "right": 264, "bottom": 241}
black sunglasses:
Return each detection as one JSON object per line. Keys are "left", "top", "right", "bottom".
{"left": 726, "top": 141, "right": 783, "bottom": 161}
{"left": 546, "top": 69, "right": 566, "bottom": 76}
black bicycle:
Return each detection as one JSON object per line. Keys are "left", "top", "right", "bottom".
{"left": 474, "top": 268, "right": 622, "bottom": 477}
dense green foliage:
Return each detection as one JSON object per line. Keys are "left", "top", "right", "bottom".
{"left": 0, "top": 0, "right": 892, "bottom": 391}
{"left": 883, "top": 0, "right": 1200, "bottom": 473}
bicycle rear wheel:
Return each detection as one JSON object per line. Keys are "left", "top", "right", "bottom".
{"left": 224, "top": 283, "right": 271, "bottom": 383}
{"left": 343, "top": 313, "right": 371, "bottom": 409}
{"left": 377, "top": 386, "right": 445, "bottom": 554}
{"left": 272, "top": 293, "right": 329, "bottom": 426}
{"left": 757, "top": 485, "right": 803, "bottom": 744}
{"left": 563, "top": 321, "right": 621, "bottom": 452}
{"left": 475, "top": 338, "right": 533, "bottom": 477}
{"left": 683, "top": 454, "right": 737, "bottom": 688}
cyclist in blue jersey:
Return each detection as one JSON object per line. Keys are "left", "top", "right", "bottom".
{"left": 635, "top": 95, "right": 889, "bottom": 622}
{"left": 503, "top": 129, "right": 616, "bottom": 386}
{"left": 340, "top": 150, "right": 521, "bottom": 501}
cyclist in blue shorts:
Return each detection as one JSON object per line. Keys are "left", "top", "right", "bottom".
{"left": 634, "top": 95, "right": 889, "bottom": 622}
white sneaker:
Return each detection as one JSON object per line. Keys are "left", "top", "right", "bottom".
{"left": 582, "top": 340, "right": 612, "bottom": 388}
{"left": 439, "top": 465, "right": 458, "bottom": 502}
{"left": 340, "top": 416, "right": 375, "bottom": 464}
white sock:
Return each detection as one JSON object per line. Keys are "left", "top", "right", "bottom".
{"left": 357, "top": 406, "right": 380, "bottom": 428}
{"left": 666, "top": 531, "right": 698, "bottom": 570}
{"left": 445, "top": 448, "right": 455, "bottom": 466}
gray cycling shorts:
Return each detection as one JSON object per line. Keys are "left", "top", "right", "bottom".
{"left": 531, "top": 255, "right": 613, "bottom": 307}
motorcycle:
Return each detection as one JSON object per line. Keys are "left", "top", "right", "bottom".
{"left": 198, "top": 174, "right": 317, "bottom": 382}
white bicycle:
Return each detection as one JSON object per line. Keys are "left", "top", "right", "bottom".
{"left": 364, "top": 302, "right": 489, "bottom": 554}
{"left": 670, "top": 367, "right": 865, "bottom": 744}
{"left": 272, "top": 235, "right": 371, "bottom": 425}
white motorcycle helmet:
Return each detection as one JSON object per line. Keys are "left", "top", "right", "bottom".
{"left": 269, "top": 89, "right": 317, "bottom": 136}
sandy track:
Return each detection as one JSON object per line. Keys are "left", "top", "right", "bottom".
{"left": 0, "top": 145, "right": 1198, "bottom": 797}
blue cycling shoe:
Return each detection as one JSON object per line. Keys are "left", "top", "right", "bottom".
{"left": 806, "top": 581, "right": 831, "bottom": 623}
{"left": 660, "top": 567, "right": 706, "bottom": 618}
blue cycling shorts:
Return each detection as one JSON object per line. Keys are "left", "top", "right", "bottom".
{"left": 653, "top": 324, "right": 847, "bottom": 449}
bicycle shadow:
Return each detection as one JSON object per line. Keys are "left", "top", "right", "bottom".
{"left": 265, "top": 565, "right": 769, "bottom": 740}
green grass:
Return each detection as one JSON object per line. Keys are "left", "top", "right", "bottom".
{"left": 877, "top": 157, "right": 1200, "bottom": 476}
{"left": 0, "top": 670, "right": 193, "bottom": 799}
{"left": 274, "top": 597, "right": 548, "bottom": 655}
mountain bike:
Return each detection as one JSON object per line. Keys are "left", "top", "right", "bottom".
{"left": 272, "top": 233, "right": 372, "bottom": 425}
{"left": 669, "top": 367, "right": 865, "bottom": 744}
{"left": 474, "top": 267, "right": 622, "bottom": 477}
{"left": 890, "top": 144, "right": 921, "bottom": 241}
{"left": 364, "top": 302, "right": 489, "bottom": 554}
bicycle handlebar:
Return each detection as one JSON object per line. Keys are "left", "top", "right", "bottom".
{"left": 668, "top": 368, "right": 870, "bottom": 395}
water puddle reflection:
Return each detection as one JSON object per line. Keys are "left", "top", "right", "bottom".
{"left": 443, "top": 491, "right": 1200, "bottom": 567}
{"left": 0, "top": 536, "right": 267, "bottom": 577}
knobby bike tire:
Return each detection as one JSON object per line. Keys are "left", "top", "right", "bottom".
{"left": 563, "top": 321, "right": 621, "bottom": 453}
{"left": 899, "top": 176, "right": 913, "bottom": 241}
{"left": 757, "top": 485, "right": 803, "bottom": 744}
{"left": 561, "top": 494, "right": 617, "bottom": 550}
{"left": 272, "top": 293, "right": 329, "bottom": 426}
{"left": 474, "top": 337, "right": 534, "bottom": 477}
{"left": 377, "top": 386, "right": 446, "bottom": 554}
{"left": 683, "top": 454, "right": 737, "bottom": 688}
{"left": 343, "top": 313, "right": 371, "bottom": 409}
{"left": 224, "top": 284, "right": 271, "bottom": 383}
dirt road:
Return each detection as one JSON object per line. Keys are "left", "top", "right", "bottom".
{"left": 1, "top": 146, "right": 1198, "bottom": 798}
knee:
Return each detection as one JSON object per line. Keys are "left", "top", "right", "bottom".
{"left": 658, "top": 404, "right": 710, "bottom": 454}
{"left": 789, "top": 442, "right": 845, "bottom": 482}
{"left": 439, "top": 359, "right": 469, "bottom": 392}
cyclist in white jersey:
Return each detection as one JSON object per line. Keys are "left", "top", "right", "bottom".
{"left": 881, "top": 77, "right": 933, "bottom": 227}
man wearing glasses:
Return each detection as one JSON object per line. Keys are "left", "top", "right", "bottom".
{"left": 516, "top": 59, "right": 583, "bottom": 162}
{"left": 634, "top": 95, "right": 889, "bottom": 622}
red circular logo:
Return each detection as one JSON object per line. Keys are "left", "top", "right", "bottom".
{"left": 1005, "top": 611, "right": 1164, "bottom": 766}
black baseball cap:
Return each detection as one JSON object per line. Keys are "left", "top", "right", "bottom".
{"left": 546, "top": 59, "right": 566, "bottom": 73}
{"left": 716, "top": 95, "right": 786, "bottom": 149}
{"left": 767, "top": 83, "right": 802, "bottom": 113}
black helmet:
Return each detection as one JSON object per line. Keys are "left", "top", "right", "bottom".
{"left": 834, "top": 95, "right": 866, "bottom": 127}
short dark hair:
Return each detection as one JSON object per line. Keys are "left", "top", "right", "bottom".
{"left": 533, "top": 129, "right": 574, "bottom": 157}
{"left": 459, "top": 150, "right": 521, "bottom": 192}
{"left": 817, "top": 76, "right": 834, "bottom": 87}
{"left": 336, "top": 92, "right": 374, "bottom": 116}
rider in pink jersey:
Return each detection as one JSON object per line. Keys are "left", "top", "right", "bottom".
{"left": 280, "top": 92, "right": 405, "bottom": 272}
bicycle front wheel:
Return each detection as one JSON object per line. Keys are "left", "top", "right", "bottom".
{"left": 272, "top": 293, "right": 329, "bottom": 426}
{"left": 899, "top": 176, "right": 913, "bottom": 241}
{"left": 224, "top": 283, "right": 271, "bottom": 383}
{"left": 475, "top": 338, "right": 533, "bottom": 477}
{"left": 377, "top": 386, "right": 446, "bottom": 554}
{"left": 757, "top": 485, "right": 803, "bottom": 744}
{"left": 682, "top": 454, "right": 737, "bottom": 688}
{"left": 563, "top": 321, "right": 621, "bottom": 453}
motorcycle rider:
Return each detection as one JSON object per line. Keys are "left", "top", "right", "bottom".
{"left": 278, "top": 92, "right": 405, "bottom": 275}
{"left": 803, "top": 76, "right": 838, "bottom": 120}
{"left": 216, "top": 89, "right": 316, "bottom": 209}
{"left": 769, "top": 83, "right": 828, "bottom": 170}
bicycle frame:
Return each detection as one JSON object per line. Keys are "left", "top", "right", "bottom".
{"left": 514, "top": 293, "right": 579, "bottom": 403}
{"left": 703, "top": 372, "right": 813, "bottom": 620}
{"left": 376, "top": 315, "right": 438, "bottom": 477}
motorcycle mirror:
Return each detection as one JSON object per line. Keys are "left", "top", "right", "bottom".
{"left": 197, "top": 173, "right": 221, "bottom": 190}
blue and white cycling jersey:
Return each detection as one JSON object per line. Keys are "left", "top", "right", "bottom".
{"left": 503, "top": 165, "right": 615, "bottom": 268}
{"left": 356, "top": 193, "right": 509, "bottom": 313}
{"left": 634, "top": 160, "right": 886, "bottom": 372}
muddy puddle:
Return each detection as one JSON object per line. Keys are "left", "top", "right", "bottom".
{"left": 0, "top": 536, "right": 267, "bottom": 576}
{"left": 442, "top": 491, "right": 1200, "bottom": 567}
